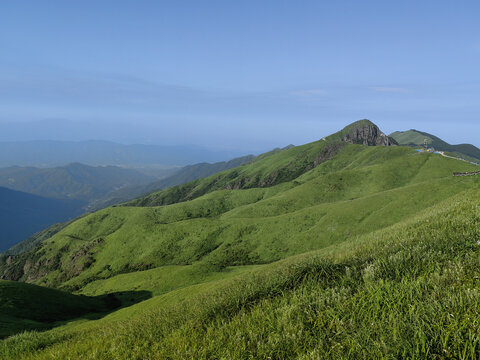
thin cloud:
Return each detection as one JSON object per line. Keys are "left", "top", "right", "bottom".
{"left": 372, "top": 87, "right": 410, "bottom": 93}
{"left": 290, "top": 89, "right": 328, "bottom": 97}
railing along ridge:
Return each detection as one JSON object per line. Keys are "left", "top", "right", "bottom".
{"left": 453, "top": 171, "right": 480, "bottom": 177}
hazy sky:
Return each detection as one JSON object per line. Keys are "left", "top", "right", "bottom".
{"left": 0, "top": 1, "right": 479, "bottom": 152}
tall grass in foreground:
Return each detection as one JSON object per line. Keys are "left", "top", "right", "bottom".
{"left": 1, "top": 191, "right": 480, "bottom": 359}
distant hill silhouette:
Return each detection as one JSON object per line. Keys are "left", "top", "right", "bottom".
{"left": 0, "top": 187, "right": 82, "bottom": 251}
{"left": 0, "top": 163, "right": 155, "bottom": 203}
{"left": 0, "top": 140, "right": 245, "bottom": 167}
{"left": 88, "top": 155, "right": 255, "bottom": 210}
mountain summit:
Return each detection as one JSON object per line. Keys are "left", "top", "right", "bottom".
{"left": 330, "top": 119, "right": 398, "bottom": 146}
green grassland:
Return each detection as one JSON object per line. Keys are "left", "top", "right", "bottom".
{"left": 1, "top": 187, "right": 479, "bottom": 359}
{"left": 79, "top": 264, "right": 257, "bottom": 299}
{"left": 3, "top": 145, "right": 478, "bottom": 293}
{"left": 1, "top": 121, "right": 480, "bottom": 358}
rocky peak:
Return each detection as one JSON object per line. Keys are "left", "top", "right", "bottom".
{"left": 339, "top": 119, "right": 398, "bottom": 146}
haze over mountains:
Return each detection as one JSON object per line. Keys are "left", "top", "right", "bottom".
{"left": 0, "top": 119, "right": 273, "bottom": 154}
{"left": 0, "top": 140, "right": 245, "bottom": 168}
{"left": 0, "top": 163, "right": 156, "bottom": 203}
{"left": 2, "top": 0, "right": 480, "bottom": 356}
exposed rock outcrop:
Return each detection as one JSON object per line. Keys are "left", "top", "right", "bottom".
{"left": 340, "top": 119, "right": 398, "bottom": 146}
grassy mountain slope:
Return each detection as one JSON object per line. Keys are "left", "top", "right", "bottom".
{"left": 0, "top": 156, "right": 256, "bottom": 255}
{"left": 391, "top": 129, "right": 480, "bottom": 163}
{"left": 0, "top": 187, "right": 82, "bottom": 252}
{"left": 88, "top": 154, "right": 255, "bottom": 210}
{"left": 0, "top": 163, "right": 154, "bottom": 253}
{"left": 2, "top": 217, "right": 86, "bottom": 256}
{"left": 0, "top": 163, "right": 155, "bottom": 203}
{"left": 127, "top": 120, "right": 396, "bottom": 207}
{"left": 140, "top": 154, "right": 256, "bottom": 191}
{"left": 1, "top": 186, "right": 479, "bottom": 359}
{"left": 1, "top": 145, "right": 477, "bottom": 291}
{"left": 2, "top": 120, "right": 480, "bottom": 358}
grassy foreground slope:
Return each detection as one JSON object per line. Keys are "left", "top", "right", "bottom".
{"left": 1, "top": 187, "right": 479, "bottom": 359}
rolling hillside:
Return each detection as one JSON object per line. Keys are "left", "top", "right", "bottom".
{"left": 2, "top": 218, "right": 84, "bottom": 256}
{"left": 88, "top": 154, "right": 255, "bottom": 210}
{"left": 0, "top": 164, "right": 155, "bottom": 252}
{"left": 2, "top": 169, "right": 479, "bottom": 359}
{"left": 390, "top": 129, "right": 480, "bottom": 163}
{"left": 1, "top": 120, "right": 480, "bottom": 358}
{"left": 2, "top": 143, "right": 477, "bottom": 290}
{"left": 0, "top": 156, "right": 255, "bottom": 255}
{"left": 1, "top": 120, "right": 409, "bottom": 286}
{"left": 6, "top": 188, "right": 473, "bottom": 360}
{"left": 0, "top": 187, "right": 82, "bottom": 252}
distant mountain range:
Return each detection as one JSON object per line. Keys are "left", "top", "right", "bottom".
{"left": 0, "top": 163, "right": 156, "bottom": 203}
{"left": 1, "top": 123, "right": 477, "bottom": 256}
{"left": 0, "top": 140, "right": 246, "bottom": 167}
{"left": 390, "top": 129, "right": 480, "bottom": 163}
{"left": 3, "top": 124, "right": 478, "bottom": 255}
{"left": 0, "top": 155, "right": 256, "bottom": 252}
{"left": 88, "top": 155, "right": 255, "bottom": 210}
{"left": 0, "top": 187, "right": 82, "bottom": 251}
{"left": 0, "top": 162, "right": 161, "bottom": 251}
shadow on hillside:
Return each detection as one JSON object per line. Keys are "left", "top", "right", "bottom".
{"left": 0, "top": 290, "right": 153, "bottom": 339}
{"left": 98, "top": 290, "right": 153, "bottom": 312}
{"left": 72, "top": 290, "right": 154, "bottom": 322}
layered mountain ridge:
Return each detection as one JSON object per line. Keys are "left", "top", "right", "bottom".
{"left": 0, "top": 163, "right": 155, "bottom": 204}
{"left": 87, "top": 155, "right": 255, "bottom": 210}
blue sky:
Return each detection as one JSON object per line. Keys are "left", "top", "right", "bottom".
{"left": 0, "top": 1, "right": 479, "bottom": 152}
